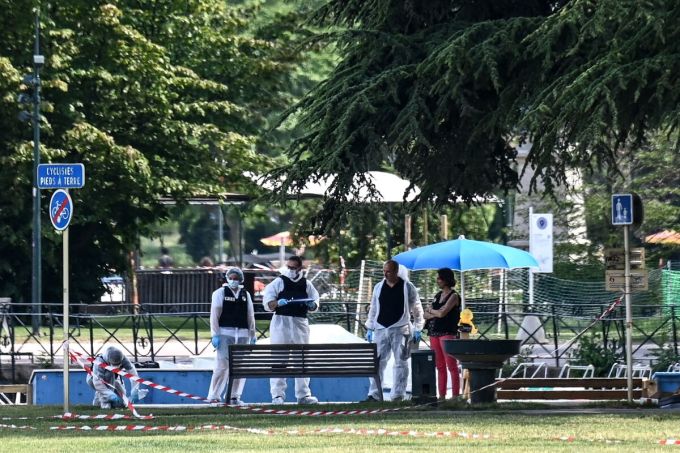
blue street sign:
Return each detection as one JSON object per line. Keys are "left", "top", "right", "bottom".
{"left": 37, "top": 163, "right": 85, "bottom": 189}
{"left": 612, "top": 194, "right": 633, "bottom": 225}
{"left": 49, "top": 189, "right": 73, "bottom": 231}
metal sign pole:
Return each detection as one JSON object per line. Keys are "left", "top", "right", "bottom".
{"left": 528, "top": 207, "right": 534, "bottom": 307}
{"left": 624, "top": 224, "right": 633, "bottom": 402}
{"left": 63, "top": 215, "right": 70, "bottom": 412}
{"left": 31, "top": 11, "right": 43, "bottom": 335}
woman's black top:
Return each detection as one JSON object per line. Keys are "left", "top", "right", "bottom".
{"left": 428, "top": 290, "right": 460, "bottom": 337}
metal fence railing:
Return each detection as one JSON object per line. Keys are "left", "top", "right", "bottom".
{"left": 2, "top": 298, "right": 679, "bottom": 382}
{"left": 3, "top": 265, "right": 680, "bottom": 383}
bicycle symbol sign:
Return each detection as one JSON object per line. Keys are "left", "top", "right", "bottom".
{"left": 49, "top": 189, "right": 73, "bottom": 231}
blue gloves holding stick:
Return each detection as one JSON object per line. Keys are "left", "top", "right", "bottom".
{"left": 365, "top": 330, "right": 374, "bottom": 343}
{"left": 110, "top": 395, "right": 124, "bottom": 408}
{"left": 278, "top": 298, "right": 316, "bottom": 309}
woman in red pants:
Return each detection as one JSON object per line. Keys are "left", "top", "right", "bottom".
{"left": 424, "top": 268, "right": 461, "bottom": 399}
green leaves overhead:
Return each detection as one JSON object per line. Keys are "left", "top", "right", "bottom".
{"left": 272, "top": 0, "right": 680, "bottom": 232}
{"left": 0, "top": 0, "right": 307, "bottom": 303}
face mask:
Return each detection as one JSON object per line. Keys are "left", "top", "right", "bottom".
{"left": 227, "top": 279, "right": 240, "bottom": 289}
{"left": 283, "top": 268, "right": 300, "bottom": 280}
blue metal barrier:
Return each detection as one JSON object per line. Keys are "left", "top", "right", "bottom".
{"left": 29, "top": 368, "right": 369, "bottom": 405}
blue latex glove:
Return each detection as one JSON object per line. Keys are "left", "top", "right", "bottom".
{"left": 211, "top": 335, "right": 220, "bottom": 349}
{"left": 110, "top": 395, "right": 124, "bottom": 408}
{"left": 277, "top": 298, "right": 288, "bottom": 307}
{"left": 365, "top": 330, "right": 374, "bottom": 343}
{"left": 412, "top": 330, "right": 422, "bottom": 343}
{"left": 306, "top": 300, "right": 317, "bottom": 310}
{"left": 250, "top": 337, "right": 257, "bottom": 345}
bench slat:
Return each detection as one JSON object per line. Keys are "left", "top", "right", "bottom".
{"left": 227, "top": 343, "right": 381, "bottom": 400}
{"left": 231, "top": 358, "right": 376, "bottom": 364}
{"left": 233, "top": 344, "right": 375, "bottom": 351}
{"left": 497, "top": 389, "right": 643, "bottom": 400}
{"left": 497, "top": 378, "right": 643, "bottom": 389}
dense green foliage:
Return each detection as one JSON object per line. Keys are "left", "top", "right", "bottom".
{"left": 570, "top": 333, "right": 622, "bottom": 377}
{"left": 583, "top": 130, "right": 680, "bottom": 265}
{"left": 0, "top": 0, "right": 308, "bottom": 302}
{"left": 272, "top": 0, "right": 680, "bottom": 232}
{"left": 1, "top": 0, "right": 678, "bottom": 304}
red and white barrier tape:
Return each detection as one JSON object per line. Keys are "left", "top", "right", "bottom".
{"left": 61, "top": 412, "right": 146, "bottom": 421}
{"left": 553, "top": 435, "right": 621, "bottom": 444}
{"left": 69, "top": 294, "right": 620, "bottom": 417}
{"left": 71, "top": 351, "right": 216, "bottom": 404}
{"left": 69, "top": 350, "right": 414, "bottom": 416}
{"left": 49, "top": 424, "right": 490, "bottom": 438}
{"left": 235, "top": 406, "right": 406, "bottom": 416}
{"left": 69, "top": 352, "right": 152, "bottom": 420}
{"left": 50, "top": 424, "right": 271, "bottom": 434}
{"left": 306, "top": 427, "right": 489, "bottom": 438}
{"left": 0, "top": 424, "right": 36, "bottom": 430}
{"left": 554, "top": 435, "right": 680, "bottom": 445}
{"left": 2, "top": 413, "right": 141, "bottom": 421}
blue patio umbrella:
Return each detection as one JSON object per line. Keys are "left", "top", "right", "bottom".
{"left": 393, "top": 236, "right": 539, "bottom": 308}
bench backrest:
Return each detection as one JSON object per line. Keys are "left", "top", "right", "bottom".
{"left": 229, "top": 343, "right": 378, "bottom": 378}
{"left": 497, "top": 377, "right": 644, "bottom": 389}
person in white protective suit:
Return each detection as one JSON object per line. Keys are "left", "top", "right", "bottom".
{"left": 262, "top": 255, "right": 320, "bottom": 404}
{"left": 207, "top": 267, "right": 256, "bottom": 404}
{"left": 364, "top": 260, "right": 424, "bottom": 401}
{"left": 87, "top": 346, "right": 147, "bottom": 409}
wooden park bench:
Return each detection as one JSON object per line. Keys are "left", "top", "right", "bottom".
{"left": 496, "top": 377, "right": 644, "bottom": 400}
{"left": 0, "top": 384, "right": 32, "bottom": 405}
{"left": 227, "top": 343, "right": 382, "bottom": 401}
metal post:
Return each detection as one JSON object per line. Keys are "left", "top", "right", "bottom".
{"left": 423, "top": 206, "right": 428, "bottom": 302}
{"left": 148, "top": 314, "right": 155, "bottom": 362}
{"left": 217, "top": 204, "right": 224, "bottom": 263}
{"left": 31, "top": 12, "right": 43, "bottom": 335}
{"left": 386, "top": 204, "right": 393, "bottom": 259}
{"left": 623, "top": 225, "right": 633, "bottom": 402}
{"left": 193, "top": 314, "right": 199, "bottom": 355}
{"left": 10, "top": 308, "right": 17, "bottom": 382}
{"left": 552, "top": 304, "right": 559, "bottom": 367}
{"left": 278, "top": 237, "right": 285, "bottom": 270}
{"left": 132, "top": 313, "right": 139, "bottom": 362}
{"left": 48, "top": 308, "right": 54, "bottom": 364}
{"left": 354, "top": 260, "right": 365, "bottom": 336}
{"left": 528, "top": 207, "right": 534, "bottom": 308}
{"left": 671, "top": 306, "right": 678, "bottom": 356}
{"left": 238, "top": 207, "right": 243, "bottom": 267}
{"left": 63, "top": 223, "right": 70, "bottom": 412}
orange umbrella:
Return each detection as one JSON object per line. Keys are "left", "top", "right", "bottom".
{"left": 260, "top": 231, "right": 293, "bottom": 247}
{"left": 260, "top": 231, "right": 324, "bottom": 247}
{"left": 645, "top": 230, "right": 680, "bottom": 245}
{"left": 260, "top": 232, "right": 291, "bottom": 266}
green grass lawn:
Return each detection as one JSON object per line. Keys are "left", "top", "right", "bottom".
{"left": 2, "top": 403, "right": 679, "bottom": 452}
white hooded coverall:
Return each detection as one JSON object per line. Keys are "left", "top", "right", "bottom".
{"left": 365, "top": 277, "right": 424, "bottom": 400}
{"left": 86, "top": 348, "right": 140, "bottom": 407}
{"left": 207, "top": 285, "right": 256, "bottom": 401}
{"left": 262, "top": 274, "right": 320, "bottom": 400}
